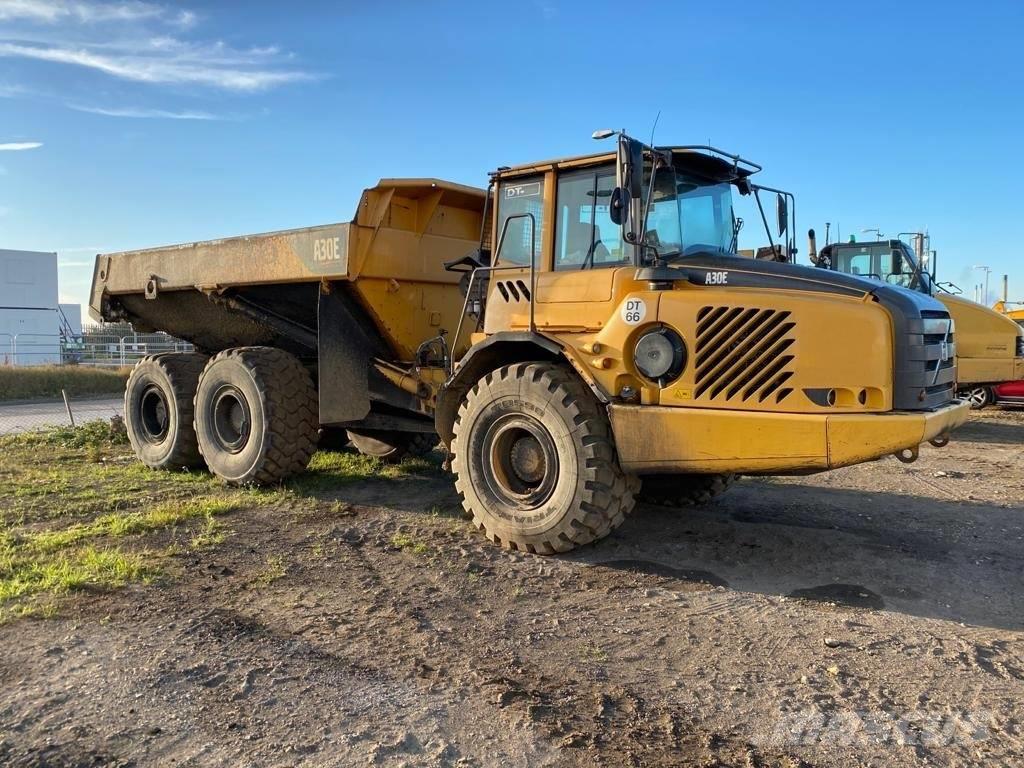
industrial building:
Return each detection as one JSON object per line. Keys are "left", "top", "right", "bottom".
{"left": 0, "top": 248, "right": 81, "bottom": 365}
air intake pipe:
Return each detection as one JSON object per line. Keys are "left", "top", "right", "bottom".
{"left": 807, "top": 228, "right": 818, "bottom": 266}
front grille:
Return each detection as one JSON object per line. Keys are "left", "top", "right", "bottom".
{"left": 896, "top": 308, "right": 956, "bottom": 409}
{"left": 694, "top": 306, "right": 796, "bottom": 404}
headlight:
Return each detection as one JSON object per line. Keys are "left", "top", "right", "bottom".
{"left": 634, "top": 327, "right": 686, "bottom": 383}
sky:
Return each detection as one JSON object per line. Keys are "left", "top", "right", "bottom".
{"left": 1, "top": 0, "right": 1022, "bottom": 321}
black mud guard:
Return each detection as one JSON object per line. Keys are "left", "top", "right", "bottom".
{"left": 317, "top": 286, "right": 374, "bottom": 425}
{"left": 434, "top": 331, "right": 565, "bottom": 447}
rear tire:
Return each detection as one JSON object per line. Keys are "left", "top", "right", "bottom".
{"left": 124, "top": 352, "right": 208, "bottom": 470}
{"left": 347, "top": 429, "right": 438, "bottom": 464}
{"left": 452, "top": 362, "right": 638, "bottom": 554}
{"left": 637, "top": 473, "right": 737, "bottom": 507}
{"left": 962, "top": 386, "right": 993, "bottom": 410}
{"left": 194, "top": 347, "right": 317, "bottom": 485}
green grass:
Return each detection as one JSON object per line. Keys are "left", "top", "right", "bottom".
{"left": 0, "top": 422, "right": 260, "bottom": 621}
{"left": 252, "top": 554, "right": 288, "bottom": 586}
{"left": 0, "top": 365, "right": 129, "bottom": 401}
{"left": 284, "top": 450, "right": 443, "bottom": 496}
{"left": 391, "top": 532, "right": 429, "bottom": 555}
{"left": 0, "top": 420, "right": 447, "bottom": 621}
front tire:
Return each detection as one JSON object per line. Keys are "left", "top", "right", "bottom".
{"left": 452, "top": 362, "right": 638, "bottom": 554}
{"left": 637, "top": 473, "right": 737, "bottom": 507}
{"left": 124, "top": 352, "right": 208, "bottom": 470}
{"left": 194, "top": 347, "right": 317, "bottom": 485}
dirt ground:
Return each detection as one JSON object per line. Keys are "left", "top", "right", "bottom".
{"left": 1, "top": 408, "right": 1022, "bottom": 767}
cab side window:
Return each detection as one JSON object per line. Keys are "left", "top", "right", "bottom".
{"left": 554, "top": 167, "right": 625, "bottom": 271}
{"left": 495, "top": 176, "right": 544, "bottom": 266}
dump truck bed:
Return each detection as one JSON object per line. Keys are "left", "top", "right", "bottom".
{"left": 89, "top": 178, "right": 487, "bottom": 362}
{"left": 90, "top": 220, "right": 353, "bottom": 312}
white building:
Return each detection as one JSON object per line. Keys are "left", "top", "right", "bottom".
{"left": 0, "top": 248, "right": 79, "bottom": 365}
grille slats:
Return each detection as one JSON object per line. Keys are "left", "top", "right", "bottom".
{"left": 694, "top": 306, "right": 797, "bottom": 405}
{"left": 695, "top": 309, "right": 778, "bottom": 383}
{"left": 696, "top": 307, "right": 750, "bottom": 359}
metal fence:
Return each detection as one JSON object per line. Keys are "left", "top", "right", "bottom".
{"left": 0, "top": 391, "right": 124, "bottom": 436}
{"left": 0, "top": 325, "right": 191, "bottom": 436}
{"left": 0, "top": 329, "right": 193, "bottom": 368}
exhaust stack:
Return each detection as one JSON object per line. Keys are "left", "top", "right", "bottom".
{"left": 807, "top": 228, "right": 818, "bottom": 265}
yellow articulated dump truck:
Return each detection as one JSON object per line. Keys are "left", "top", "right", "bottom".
{"left": 994, "top": 300, "right": 1024, "bottom": 328}
{"left": 808, "top": 233, "right": 1024, "bottom": 409}
{"left": 90, "top": 132, "right": 969, "bottom": 554}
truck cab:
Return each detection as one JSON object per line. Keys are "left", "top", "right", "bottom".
{"left": 812, "top": 236, "right": 1024, "bottom": 407}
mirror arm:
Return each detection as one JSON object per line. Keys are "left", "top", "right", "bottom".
{"left": 752, "top": 187, "right": 777, "bottom": 255}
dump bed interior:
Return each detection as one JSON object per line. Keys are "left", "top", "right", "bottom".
{"left": 90, "top": 179, "right": 486, "bottom": 362}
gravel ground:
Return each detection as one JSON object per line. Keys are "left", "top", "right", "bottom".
{"left": 0, "top": 408, "right": 1022, "bottom": 767}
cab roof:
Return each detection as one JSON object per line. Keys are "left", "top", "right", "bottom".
{"left": 493, "top": 145, "right": 761, "bottom": 184}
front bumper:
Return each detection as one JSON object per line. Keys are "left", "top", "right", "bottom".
{"left": 608, "top": 400, "right": 970, "bottom": 475}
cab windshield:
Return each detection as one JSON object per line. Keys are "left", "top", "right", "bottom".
{"left": 642, "top": 166, "right": 735, "bottom": 261}
{"left": 831, "top": 242, "right": 925, "bottom": 291}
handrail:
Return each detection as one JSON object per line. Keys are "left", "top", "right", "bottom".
{"left": 450, "top": 212, "right": 537, "bottom": 376}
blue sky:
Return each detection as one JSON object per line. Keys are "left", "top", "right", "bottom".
{"left": 1, "top": 0, "right": 1022, "bottom": 318}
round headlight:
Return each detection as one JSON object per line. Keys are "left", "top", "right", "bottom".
{"left": 634, "top": 328, "right": 685, "bottom": 383}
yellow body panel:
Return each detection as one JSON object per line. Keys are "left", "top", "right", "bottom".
{"left": 609, "top": 400, "right": 969, "bottom": 474}
{"left": 936, "top": 293, "right": 1024, "bottom": 385}
{"left": 488, "top": 266, "right": 897, "bottom": 415}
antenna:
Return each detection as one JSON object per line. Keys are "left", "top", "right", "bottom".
{"left": 648, "top": 110, "right": 661, "bottom": 148}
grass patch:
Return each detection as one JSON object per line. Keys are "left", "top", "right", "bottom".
{"left": 284, "top": 449, "right": 443, "bottom": 496}
{"left": 0, "top": 421, "right": 450, "bottom": 621}
{"left": 253, "top": 555, "right": 287, "bottom": 586}
{"left": 19, "top": 498, "right": 239, "bottom": 553}
{"left": 0, "top": 423, "right": 259, "bottom": 621}
{"left": 0, "top": 365, "right": 129, "bottom": 401}
{"left": 0, "top": 545, "right": 154, "bottom": 621}
{"left": 9, "top": 418, "right": 129, "bottom": 450}
{"left": 391, "top": 532, "right": 429, "bottom": 555}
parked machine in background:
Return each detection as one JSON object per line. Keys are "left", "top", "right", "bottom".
{"left": 808, "top": 231, "right": 1024, "bottom": 409}
{"left": 91, "top": 131, "right": 969, "bottom": 554}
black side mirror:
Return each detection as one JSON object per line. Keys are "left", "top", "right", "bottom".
{"left": 609, "top": 187, "right": 628, "bottom": 225}
{"left": 627, "top": 138, "right": 644, "bottom": 197}
{"left": 776, "top": 194, "right": 788, "bottom": 236}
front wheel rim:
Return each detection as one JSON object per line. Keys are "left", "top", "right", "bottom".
{"left": 480, "top": 414, "right": 559, "bottom": 510}
{"left": 967, "top": 388, "right": 988, "bottom": 407}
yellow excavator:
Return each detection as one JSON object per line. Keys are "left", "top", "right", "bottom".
{"left": 808, "top": 232, "right": 1024, "bottom": 409}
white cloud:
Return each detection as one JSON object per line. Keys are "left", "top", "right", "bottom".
{"left": 0, "top": 40, "right": 315, "bottom": 91}
{"left": 0, "top": 141, "right": 42, "bottom": 150}
{"left": 0, "top": 0, "right": 191, "bottom": 26}
{"left": 70, "top": 104, "right": 220, "bottom": 119}
{"left": 0, "top": 82, "right": 27, "bottom": 97}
